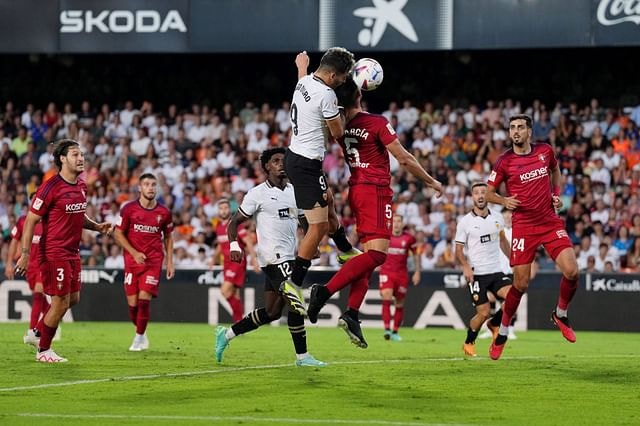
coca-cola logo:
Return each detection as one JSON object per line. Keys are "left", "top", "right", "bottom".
{"left": 597, "top": 0, "right": 640, "bottom": 26}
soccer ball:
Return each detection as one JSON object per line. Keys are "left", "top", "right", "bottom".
{"left": 351, "top": 58, "right": 384, "bottom": 91}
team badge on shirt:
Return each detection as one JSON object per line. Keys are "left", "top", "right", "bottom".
{"left": 539, "top": 154, "right": 546, "bottom": 162}
{"left": 157, "top": 215, "right": 162, "bottom": 224}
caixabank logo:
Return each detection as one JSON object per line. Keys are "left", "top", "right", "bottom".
{"left": 586, "top": 276, "right": 640, "bottom": 292}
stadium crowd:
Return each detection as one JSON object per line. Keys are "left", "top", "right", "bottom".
{"left": 1, "top": 98, "right": 639, "bottom": 273}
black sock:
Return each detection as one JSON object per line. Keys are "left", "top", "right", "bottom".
{"left": 346, "top": 308, "right": 359, "bottom": 321}
{"left": 510, "top": 314, "right": 517, "bottom": 326}
{"left": 291, "top": 256, "right": 312, "bottom": 286}
{"left": 329, "top": 226, "right": 353, "bottom": 253}
{"left": 465, "top": 328, "right": 479, "bottom": 344}
{"left": 315, "top": 284, "right": 331, "bottom": 304}
{"left": 490, "top": 309, "right": 503, "bottom": 327}
{"left": 288, "top": 311, "right": 307, "bottom": 354}
{"left": 231, "top": 308, "right": 272, "bottom": 336}
{"left": 495, "top": 334, "right": 508, "bottom": 345}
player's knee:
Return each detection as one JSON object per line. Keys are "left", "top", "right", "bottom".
{"left": 367, "top": 249, "right": 387, "bottom": 267}
{"left": 265, "top": 306, "right": 282, "bottom": 321}
{"left": 564, "top": 266, "right": 579, "bottom": 281}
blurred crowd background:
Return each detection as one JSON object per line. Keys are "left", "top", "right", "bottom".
{"left": 1, "top": 49, "right": 639, "bottom": 274}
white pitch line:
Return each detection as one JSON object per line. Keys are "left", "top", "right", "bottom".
{"left": 15, "top": 413, "right": 472, "bottom": 426}
{"left": 1, "top": 354, "right": 637, "bottom": 393}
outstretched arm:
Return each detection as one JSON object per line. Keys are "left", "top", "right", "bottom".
{"left": 386, "top": 140, "right": 443, "bottom": 197}
{"left": 296, "top": 51, "right": 310, "bottom": 80}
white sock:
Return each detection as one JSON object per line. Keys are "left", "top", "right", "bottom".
{"left": 136, "top": 333, "right": 144, "bottom": 339}
{"left": 225, "top": 328, "right": 236, "bottom": 341}
{"left": 296, "top": 352, "right": 308, "bottom": 360}
{"left": 555, "top": 307, "right": 568, "bottom": 318}
{"left": 499, "top": 324, "right": 509, "bottom": 336}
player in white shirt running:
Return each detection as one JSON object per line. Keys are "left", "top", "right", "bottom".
{"left": 455, "top": 182, "right": 512, "bottom": 357}
{"left": 281, "top": 47, "right": 359, "bottom": 314}
{"left": 214, "top": 148, "right": 326, "bottom": 367}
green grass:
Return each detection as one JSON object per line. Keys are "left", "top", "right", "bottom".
{"left": 0, "top": 322, "right": 638, "bottom": 426}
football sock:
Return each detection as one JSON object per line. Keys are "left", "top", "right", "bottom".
{"left": 326, "top": 250, "right": 386, "bottom": 294}
{"left": 347, "top": 275, "right": 370, "bottom": 311}
{"left": 501, "top": 286, "right": 524, "bottom": 329}
{"left": 329, "top": 226, "right": 353, "bottom": 253}
{"left": 291, "top": 256, "right": 312, "bottom": 287}
{"left": 136, "top": 299, "right": 150, "bottom": 335}
{"left": 288, "top": 311, "right": 307, "bottom": 355}
{"left": 38, "top": 324, "right": 57, "bottom": 352}
{"left": 128, "top": 305, "right": 138, "bottom": 326}
{"left": 495, "top": 334, "right": 508, "bottom": 345}
{"left": 30, "top": 293, "right": 46, "bottom": 329}
{"left": 490, "top": 308, "right": 503, "bottom": 327}
{"left": 393, "top": 305, "right": 404, "bottom": 332}
{"left": 227, "top": 295, "right": 244, "bottom": 323}
{"left": 465, "top": 328, "right": 479, "bottom": 344}
{"left": 382, "top": 300, "right": 392, "bottom": 330}
{"left": 557, "top": 276, "right": 578, "bottom": 313}
{"left": 231, "top": 308, "right": 272, "bottom": 338}
{"left": 346, "top": 308, "right": 359, "bottom": 321}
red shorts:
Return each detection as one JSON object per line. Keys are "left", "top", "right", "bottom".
{"left": 510, "top": 216, "right": 573, "bottom": 266}
{"left": 379, "top": 271, "right": 409, "bottom": 299}
{"left": 224, "top": 261, "right": 247, "bottom": 287}
{"left": 42, "top": 258, "right": 82, "bottom": 297}
{"left": 349, "top": 184, "right": 393, "bottom": 243}
{"left": 26, "top": 268, "right": 43, "bottom": 292}
{"left": 124, "top": 263, "right": 162, "bottom": 297}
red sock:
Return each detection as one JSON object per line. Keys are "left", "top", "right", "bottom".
{"left": 347, "top": 275, "right": 370, "bottom": 311}
{"left": 128, "top": 305, "right": 138, "bottom": 326}
{"left": 557, "top": 276, "right": 578, "bottom": 310}
{"left": 326, "top": 250, "right": 386, "bottom": 294}
{"left": 31, "top": 293, "right": 46, "bottom": 329}
{"left": 228, "top": 296, "right": 244, "bottom": 323}
{"left": 136, "top": 299, "right": 150, "bottom": 335}
{"left": 38, "top": 324, "right": 57, "bottom": 352}
{"left": 393, "top": 305, "right": 405, "bottom": 332}
{"left": 501, "top": 287, "right": 524, "bottom": 328}
{"left": 382, "top": 300, "right": 392, "bottom": 330}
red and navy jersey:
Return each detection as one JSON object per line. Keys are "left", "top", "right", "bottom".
{"left": 337, "top": 112, "right": 397, "bottom": 187}
{"left": 11, "top": 215, "right": 43, "bottom": 269}
{"left": 380, "top": 232, "right": 417, "bottom": 275}
{"left": 215, "top": 220, "right": 247, "bottom": 262}
{"left": 116, "top": 200, "right": 173, "bottom": 266}
{"left": 30, "top": 175, "right": 87, "bottom": 261}
{"left": 488, "top": 142, "right": 557, "bottom": 227}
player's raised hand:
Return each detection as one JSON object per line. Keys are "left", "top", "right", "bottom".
{"left": 503, "top": 195, "right": 520, "bottom": 210}
{"left": 295, "top": 51, "right": 310, "bottom": 70}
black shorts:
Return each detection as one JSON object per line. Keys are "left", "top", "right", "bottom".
{"left": 285, "top": 149, "right": 328, "bottom": 209}
{"left": 261, "top": 260, "right": 295, "bottom": 292}
{"left": 467, "top": 272, "right": 512, "bottom": 307}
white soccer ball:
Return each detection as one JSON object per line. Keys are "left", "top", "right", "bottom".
{"left": 351, "top": 57, "right": 384, "bottom": 91}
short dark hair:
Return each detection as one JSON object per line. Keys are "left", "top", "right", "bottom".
{"left": 319, "top": 47, "right": 355, "bottom": 75}
{"left": 471, "top": 181, "right": 487, "bottom": 190}
{"left": 259, "top": 147, "right": 286, "bottom": 172}
{"left": 509, "top": 114, "right": 533, "bottom": 128}
{"left": 335, "top": 76, "right": 360, "bottom": 109}
{"left": 139, "top": 173, "right": 157, "bottom": 182}
{"left": 52, "top": 139, "right": 80, "bottom": 169}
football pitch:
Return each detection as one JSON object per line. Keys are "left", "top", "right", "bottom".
{"left": 0, "top": 322, "right": 637, "bottom": 426}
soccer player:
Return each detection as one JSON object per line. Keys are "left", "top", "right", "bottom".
{"left": 379, "top": 214, "right": 421, "bottom": 342}
{"left": 455, "top": 182, "right": 512, "bottom": 357}
{"left": 306, "top": 77, "right": 443, "bottom": 348}
{"left": 215, "top": 148, "right": 326, "bottom": 367}
{"left": 486, "top": 114, "right": 579, "bottom": 360}
{"left": 5, "top": 210, "right": 48, "bottom": 345}
{"left": 14, "top": 139, "right": 112, "bottom": 363}
{"left": 214, "top": 199, "right": 258, "bottom": 323}
{"left": 113, "top": 173, "right": 174, "bottom": 352}
{"left": 280, "top": 48, "right": 361, "bottom": 315}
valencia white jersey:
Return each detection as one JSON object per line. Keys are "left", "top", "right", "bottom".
{"left": 454, "top": 209, "right": 505, "bottom": 275}
{"left": 238, "top": 181, "right": 302, "bottom": 268}
{"left": 499, "top": 226, "right": 513, "bottom": 274}
{"left": 289, "top": 74, "right": 340, "bottom": 161}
